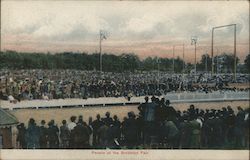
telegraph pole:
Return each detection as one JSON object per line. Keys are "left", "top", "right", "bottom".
{"left": 173, "top": 46, "right": 175, "bottom": 73}
{"left": 99, "top": 31, "right": 102, "bottom": 72}
{"left": 99, "top": 30, "right": 107, "bottom": 73}
{"left": 182, "top": 44, "right": 185, "bottom": 75}
{"left": 191, "top": 36, "right": 198, "bottom": 79}
{"left": 157, "top": 57, "right": 160, "bottom": 90}
{"left": 205, "top": 51, "right": 208, "bottom": 74}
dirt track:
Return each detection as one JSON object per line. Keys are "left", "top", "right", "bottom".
{"left": 10, "top": 100, "right": 249, "bottom": 126}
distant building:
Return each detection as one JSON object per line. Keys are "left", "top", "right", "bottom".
{"left": 0, "top": 107, "right": 18, "bottom": 149}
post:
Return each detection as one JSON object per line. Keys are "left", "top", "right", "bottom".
{"left": 182, "top": 44, "right": 185, "bottom": 74}
{"left": 99, "top": 31, "right": 102, "bottom": 72}
{"left": 205, "top": 52, "right": 208, "bottom": 73}
{"left": 211, "top": 28, "right": 214, "bottom": 76}
{"left": 191, "top": 36, "right": 198, "bottom": 81}
{"left": 216, "top": 48, "right": 219, "bottom": 74}
{"left": 194, "top": 42, "right": 197, "bottom": 77}
{"left": 173, "top": 46, "right": 175, "bottom": 73}
{"left": 211, "top": 24, "right": 236, "bottom": 78}
{"left": 157, "top": 57, "right": 160, "bottom": 90}
{"left": 234, "top": 24, "right": 237, "bottom": 82}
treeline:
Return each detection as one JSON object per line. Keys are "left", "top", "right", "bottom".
{"left": 0, "top": 51, "right": 184, "bottom": 72}
{"left": 0, "top": 50, "right": 249, "bottom": 73}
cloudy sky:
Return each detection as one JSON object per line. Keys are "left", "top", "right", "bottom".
{"left": 1, "top": 1, "right": 249, "bottom": 62}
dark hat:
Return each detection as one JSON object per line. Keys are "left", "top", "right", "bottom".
{"left": 62, "top": 120, "right": 67, "bottom": 124}
{"left": 29, "top": 118, "right": 35, "bottom": 125}
{"left": 41, "top": 120, "right": 46, "bottom": 124}
{"left": 165, "top": 100, "right": 170, "bottom": 105}
{"left": 77, "top": 119, "right": 84, "bottom": 125}
{"left": 105, "top": 112, "right": 110, "bottom": 117}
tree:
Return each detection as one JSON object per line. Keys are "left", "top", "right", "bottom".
{"left": 219, "top": 53, "right": 239, "bottom": 73}
{"left": 244, "top": 54, "right": 250, "bottom": 73}
{"left": 197, "top": 54, "right": 212, "bottom": 72}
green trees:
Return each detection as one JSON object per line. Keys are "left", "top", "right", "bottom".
{"left": 244, "top": 54, "right": 250, "bottom": 73}
{"left": 197, "top": 54, "right": 212, "bottom": 72}
{"left": 196, "top": 53, "right": 243, "bottom": 73}
{"left": 0, "top": 51, "right": 248, "bottom": 73}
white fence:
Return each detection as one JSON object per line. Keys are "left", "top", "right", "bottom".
{"left": 0, "top": 91, "right": 249, "bottom": 110}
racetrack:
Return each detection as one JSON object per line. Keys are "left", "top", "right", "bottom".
{"left": 10, "top": 100, "right": 249, "bottom": 126}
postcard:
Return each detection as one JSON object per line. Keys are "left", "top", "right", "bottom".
{"left": 0, "top": 0, "right": 249, "bottom": 160}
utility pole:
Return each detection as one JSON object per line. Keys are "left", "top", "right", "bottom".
{"left": 216, "top": 48, "right": 219, "bottom": 74}
{"left": 157, "top": 57, "right": 160, "bottom": 90}
{"left": 205, "top": 52, "right": 208, "bottom": 74}
{"left": 173, "top": 46, "right": 175, "bottom": 73}
{"left": 191, "top": 36, "right": 198, "bottom": 80}
{"left": 99, "top": 30, "right": 107, "bottom": 73}
{"left": 182, "top": 44, "right": 185, "bottom": 75}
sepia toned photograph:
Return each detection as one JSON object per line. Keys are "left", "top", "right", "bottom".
{"left": 0, "top": 0, "right": 249, "bottom": 159}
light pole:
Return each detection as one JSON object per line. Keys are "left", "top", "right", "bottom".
{"left": 191, "top": 37, "right": 198, "bottom": 83}
{"left": 157, "top": 57, "right": 160, "bottom": 90}
{"left": 182, "top": 44, "right": 185, "bottom": 75}
{"left": 191, "top": 36, "right": 198, "bottom": 78}
{"left": 215, "top": 48, "right": 219, "bottom": 74}
{"left": 99, "top": 30, "right": 107, "bottom": 73}
{"left": 205, "top": 52, "right": 208, "bottom": 74}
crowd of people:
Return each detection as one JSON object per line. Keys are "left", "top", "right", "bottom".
{"left": 1, "top": 69, "right": 249, "bottom": 101}
{"left": 16, "top": 97, "right": 249, "bottom": 149}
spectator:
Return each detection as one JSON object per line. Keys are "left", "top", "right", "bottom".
{"left": 92, "top": 114, "right": 104, "bottom": 147}
{"left": 16, "top": 123, "right": 26, "bottom": 149}
{"left": 15, "top": 102, "right": 249, "bottom": 150}
{"left": 47, "top": 120, "right": 59, "bottom": 149}
{"left": 39, "top": 120, "right": 48, "bottom": 149}
{"left": 60, "top": 120, "right": 70, "bottom": 148}
{"left": 25, "top": 118, "right": 40, "bottom": 149}
{"left": 71, "top": 119, "right": 90, "bottom": 149}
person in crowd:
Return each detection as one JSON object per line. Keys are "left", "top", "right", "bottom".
{"left": 179, "top": 115, "right": 191, "bottom": 149}
{"left": 71, "top": 118, "right": 90, "bottom": 149}
{"left": 244, "top": 108, "right": 249, "bottom": 148}
{"left": 112, "top": 115, "right": 121, "bottom": 141}
{"left": 141, "top": 96, "right": 157, "bottom": 146}
{"left": 2, "top": 70, "right": 248, "bottom": 101}
{"left": 122, "top": 112, "right": 138, "bottom": 149}
{"left": 91, "top": 114, "right": 104, "bottom": 147}
{"left": 15, "top": 102, "right": 249, "bottom": 150}
{"left": 25, "top": 118, "right": 40, "bottom": 149}
{"left": 88, "top": 117, "right": 94, "bottom": 147}
{"left": 226, "top": 107, "right": 236, "bottom": 148}
{"left": 68, "top": 116, "right": 77, "bottom": 132}
{"left": 47, "top": 120, "right": 59, "bottom": 149}
{"left": 97, "top": 120, "right": 109, "bottom": 149}
{"left": 60, "top": 120, "right": 70, "bottom": 149}
{"left": 189, "top": 115, "right": 201, "bottom": 149}
{"left": 103, "top": 112, "right": 113, "bottom": 126}
{"left": 163, "top": 117, "right": 179, "bottom": 149}
{"left": 16, "top": 123, "right": 26, "bottom": 149}
{"left": 68, "top": 116, "right": 77, "bottom": 148}
{"left": 39, "top": 120, "right": 48, "bottom": 149}
{"left": 234, "top": 106, "right": 245, "bottom": 148}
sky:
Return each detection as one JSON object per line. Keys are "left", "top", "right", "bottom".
{"left": 1, "top": 0, "right": 249, "bottom": 62}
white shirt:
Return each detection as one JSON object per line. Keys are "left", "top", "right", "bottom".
{"left": 68, "top": 122, "right": 76, "bottom": 131}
